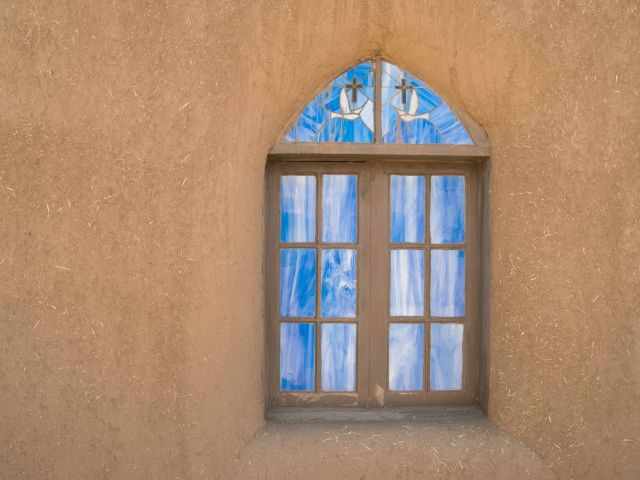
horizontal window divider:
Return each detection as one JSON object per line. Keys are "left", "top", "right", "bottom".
{"left": 274, "top": 392, "right": 359, "bottom": 408}
{"left": 279, "top": 318, "right": 319, "bottom": 323}
{"left": 429, "top": 243, "right": 466, "bottom": 249}
{"left": 387, "top": 317, "right": 427, "bottom": 323}
{"left": 269, "top": 143, "right": 490, "bottom": 160}
{"left": 388, "top": 243, "right": 426, "bottom": 249}
{"left": 278, "top": 242, "right": 317, "bottom": 248}
{"left": 387, "top": 243, "right": 465, "bottom": 249}
{"left": 279, "top": 318, "right": 360, "bottom": 322}
{"left": 319, "top": 389, "right": 358, "bottom": 394}
{"left": 382, "top": 392, "right": 473, "bottom": 406}
{"left": 318, "top": 318, "right": 359, "bottom": 322}
{"left": 278, "top": 243, "right": 360, "bottom": 248}
{"left": 430, "top": 317, "right": 466, "bottom": 323}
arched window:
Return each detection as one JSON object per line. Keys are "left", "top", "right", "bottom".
{"left": 283, "top": 60, "right": 473, "bottom": 145}
{"left": 267, "top": 58, "right": 488, "bottom": 408}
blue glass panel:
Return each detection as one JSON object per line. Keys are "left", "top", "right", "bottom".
{"left": 430, "top": 323, "right": 463, "bottom": 391}
{"left": 321, "top": 323, "right": 356, "bottom": 391}
{"left": 381, "top": 61, "right": 473, "bottom": 145}
{"left": 390, "top": 175, "right": 425, "bottom": 243}
{"left": 280, "top": 323, "right": 316, "bottom": 391}
{"left": 280, "top": 248, "right": 316, "bottom": 317}
{"left": 390, "top": 249, "right": 424, "bottom": 316}
{"left": 389, "top": 323, "right": 424, "bottom": 391}
{"left": 322, "top": 175, "right": 357, "bottom": 243}
{"left": 285, "top": 62, "right": 375, "bottom": 143}
{"left": 431, "top": 176, "right": 465, "bottom": 244}
{"left": 280, "top": 175, "right": 316, "bottom": 243}
{"left": 430, "top": 250, "right": 465, "bottom": 317}
{"left": 321, "top": 249, "right": 356, "bottom": 318}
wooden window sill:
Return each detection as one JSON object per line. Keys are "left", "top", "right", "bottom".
{"left": 266, "top": 406, "right": 485, "bottom": 424}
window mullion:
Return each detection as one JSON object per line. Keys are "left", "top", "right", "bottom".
{"left": 374, "top": 56, "right": 382, "bottom": 144}
{"left": 315, "top": 173, "right": 322, "bottom": 392}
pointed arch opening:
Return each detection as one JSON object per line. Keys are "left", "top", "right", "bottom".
{"left": 276, "top": 58, "right": 487, "bottom": 150}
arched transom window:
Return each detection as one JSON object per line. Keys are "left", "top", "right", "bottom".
{"left": 267, "top": 58, "right": 488, "bottom": 408}
{"left": 283, "top": 60, "right": 473, "bottom": 145}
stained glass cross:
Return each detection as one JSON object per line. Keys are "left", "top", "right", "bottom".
{"left": 345, "top": 78, "right": 363, "bottom": 103}
{"left": 395, "top": 78, "right": 413, "bottom": 105}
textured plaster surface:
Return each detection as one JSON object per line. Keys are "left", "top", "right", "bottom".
{"left": 233, "top": 414, "right": 555, "bottom": 480}
{"left": 1, "top": 1, "right": 639, "bottom": 479}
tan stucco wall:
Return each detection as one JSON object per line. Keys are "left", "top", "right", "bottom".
{"left": 1, "top": 1, "right": 639, "bottom": 479}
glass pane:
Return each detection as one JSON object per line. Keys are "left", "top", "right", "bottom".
{"left": 280, "top": 248, "right": 316, "bottom": 317}
{"left": 280, "top": 175, "right": 316, "bottom": 243}
{"left": 322, "top": 175, "right": 357, "bottom": 243}
{"left": 321, "top": 323, "right": 356, "bottom": 391}
{"left": 430, "top": 249, "right": 465, "bottom": 317}
{"left": 321, "top": 249, "right": 357, "bottom": 318}
{"left": 390, "top": 249, "right": 424, "bottom": 316}
{"left": 390, "top": 175, "right": 425, "bottom": 243}
{"left": 284, "top": 62, "right": 375, "bottom": 143}
{"left": 381, "top": 61, "right": 473, "bottom": 145}
{"left": 389, "top": 323, "right": 424, "bottom": 391}
{"left": 280, "top": 323, "right": 316, "bottom": 391}
{"left": 430, "top": 323, "right": 463, "bottom": 391}
{"left": 431, "top": 176, "right": 465, "bottom": 243}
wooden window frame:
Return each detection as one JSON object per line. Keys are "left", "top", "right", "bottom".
{"left": 267, "top": 57, "right": 489, "bottom": 409}
{"left": 266, "top": 146, "right": 487, "bottom": 408}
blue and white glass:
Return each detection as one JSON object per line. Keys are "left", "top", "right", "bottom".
{"left": 280, "top": 248, "right": 316, "bottom": 317}
{"left": 431, "top": 176, "right": 465, "bottom": 244}
{"left": 284, "top": 62, "right": 375, "bottom": 143}
{"left": 321, "top": 249, "right": 357, "bottom": 318}
{"left": 430, "top": 323, "right": 463, "bottom": 390}
{"left": 280, "top": 175, "right": 316, "bottom": 243}
{"left": 430, "top": 249, "right": 465, "bottom": 317}
{"left": 381, "top": 61, "right": 473, "bottom": 145}
{"left": 282, "top": 60, "right": 472, "bottom": 145}
{"left": 389, "top": 323, "right": 424, "bottom": 391}
{"left": 321, "top": 323, "right": 356, "bottom": 391}
{"left": 390, "top": 175, "right": 425, "bottom": 243}
{"left": 322, "top": 175, "right": 357, "bottom": 243}
{"left": 390, "top": 249, "right": 424, "bottom": 316}
{"left": 280, "top": 323, "right": 316, "bottom": 391}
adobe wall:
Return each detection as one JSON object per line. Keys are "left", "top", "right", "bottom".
{"left": 1, "top": 1, "right": 638, "bottom": 479}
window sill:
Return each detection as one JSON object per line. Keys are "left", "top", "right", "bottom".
{"left": 231, "top": 407, "right": 554, "bottom": 479}
{"left": 267, "top": 405, "right": 485, "bottom": 424}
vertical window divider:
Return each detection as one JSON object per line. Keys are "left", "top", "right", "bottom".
{"left": 315, "top": 173, "right": 322, "bottom": 392}
{"left": 425, "top": 174, "right": 431, "bottom": 393}
{"left": 374, "top": 57, "right": 382, "bottom": 144}
{"left": 270, "top": 166, "right": 280, "bottom": 404}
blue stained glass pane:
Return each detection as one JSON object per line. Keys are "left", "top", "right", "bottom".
{"left": 390, "top": 249, "right": 424, "bottom": 316}
{"left": 381, "top": 61, "right": 473, "bottom": 145}
{"left": 389, "top": 323, "right": 424, "bottom": 391}
{"left": 280, "top": 323, "right": 316, "bottom": 391}
{"left": 390, "top": 175, "right": 425, "bottom": 243}
{"left": 321, "top": 249, "right": 356, "bottom": 318}
{"left": 431, "top": 176, "right": 465, "bottom": 243}
{"left": 285, "top": 62, "right": 375, "bottom": 143}
{"left": 321, "top": 323, "right": 356, "bottom": 391}
{"left": 430, "top": 323, "right": 463, "bottom": 391}
{"left": 280, "top": 176, "right": 316, "bottom": 243}
{"left": 280, "top": 248, "right": 316, "bottom": 317}
{"left": 322, "top": 175, "right": 357, "bottom": 243}
{"left": 431, "top": 250, "right": 465, "bottom": 317}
